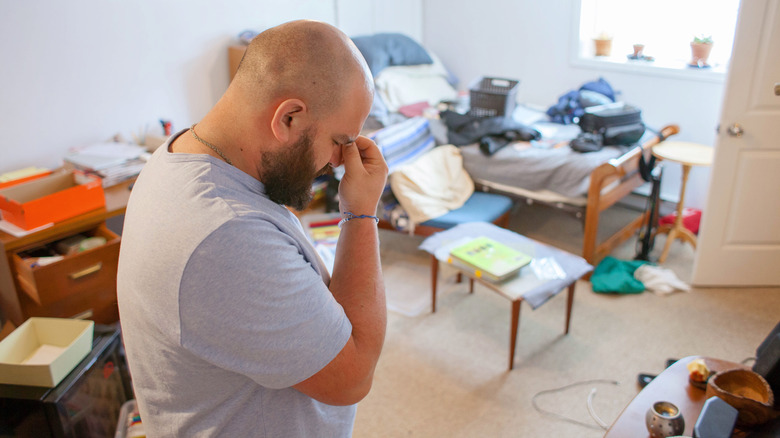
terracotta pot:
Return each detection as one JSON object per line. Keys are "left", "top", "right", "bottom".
{"left": 594, "top": 38, "right": 612, "bottom": 57}
{"left": 690, "top": 42, "right": 713, "bottom": 66}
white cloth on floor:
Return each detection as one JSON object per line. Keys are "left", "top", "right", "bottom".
{"left": 634, "top": 265, "right": 690, "bottom": 295}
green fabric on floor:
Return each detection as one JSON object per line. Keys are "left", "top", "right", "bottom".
{"left": 591, "top": 256, "right": 650, "bottom": 294}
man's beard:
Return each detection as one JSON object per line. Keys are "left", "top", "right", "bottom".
{"left": 261, "top": 128, "right": 329, "bottom": 211}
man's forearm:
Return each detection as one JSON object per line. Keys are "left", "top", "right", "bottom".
{"left": 330, "top": 218, "right": 386, "bottom": 360}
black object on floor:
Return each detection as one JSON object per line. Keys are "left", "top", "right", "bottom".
{"left": 638, "top": 373, "right": 656, "bottom": 388}
{"left": 635, "top": 153, "right": 662, "bottom": 261}
{"left": 637, "top": 358, "right": 680, "bottom": 388}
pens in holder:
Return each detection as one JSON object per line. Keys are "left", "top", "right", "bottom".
{"left": 160, "top": 119, "right": 172, "bottom": 136}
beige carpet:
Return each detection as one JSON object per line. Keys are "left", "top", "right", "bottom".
{"left": 353, "top": 201, "right": 780, "bottom": 437}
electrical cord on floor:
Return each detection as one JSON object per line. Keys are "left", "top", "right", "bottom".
{"left": 531, "top": 379, "right": 620, "bottom": 431}
{"left": 741, "top": 356, "right": 757, "bottom": 365}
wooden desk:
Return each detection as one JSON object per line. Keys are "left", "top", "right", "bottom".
{"left": 605, "top": 356, "right": 746, "bottom": 437}
{"left": 0, "top": 180, "right": 133, "bottom": 325}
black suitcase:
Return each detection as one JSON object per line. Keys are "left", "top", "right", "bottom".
{"left": 578, "top": 102, "right": 645, "bottom": 146}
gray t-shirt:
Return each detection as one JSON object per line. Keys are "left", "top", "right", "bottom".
{"left": 117, "top": 130, "right": 355, "bottom": 437}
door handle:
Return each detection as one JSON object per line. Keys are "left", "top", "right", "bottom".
{"left": 727, "top": 123, "right": 744, "bottom": 137}
{"left": 775, "top": 82, "right": 780, "bottom": 96}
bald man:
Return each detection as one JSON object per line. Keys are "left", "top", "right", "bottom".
{"left": 117, "top": 20, "right": 388, "bottom": 437}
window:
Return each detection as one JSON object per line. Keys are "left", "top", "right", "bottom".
{"left": 574, "top": 0, "right": 740, "bottom": 78}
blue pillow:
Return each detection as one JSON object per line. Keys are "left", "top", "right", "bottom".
{"left": 352, "top": 33, "right": 433, "bottom": 77}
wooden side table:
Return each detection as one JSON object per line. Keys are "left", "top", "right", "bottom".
{"left": 652, "top": 141, "right": 714, "bottom": 263}
{"left": 605, "top": 356, "right": 746, "bottom": 437}
{"left": 420, "top": 222, "right": 592, "bottom": 370}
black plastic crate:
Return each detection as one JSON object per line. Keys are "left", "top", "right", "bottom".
{"left": 468, "top": 76, "right": 520, "bottom": 118}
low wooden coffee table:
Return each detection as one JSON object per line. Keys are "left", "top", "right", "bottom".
{"left": 419, "top": 222, "right": 592, "bottom": 370}
{"left": 605, "top": 356, "right": 747, "bottom": 437}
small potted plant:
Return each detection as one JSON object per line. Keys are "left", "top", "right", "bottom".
{"left": 593, "top": 32, "right": 613, "bottom": 57}
{"left": 690, "top": 35, "right": 713, "bottom": 67}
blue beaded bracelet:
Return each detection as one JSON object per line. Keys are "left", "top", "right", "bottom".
{"left": 338, "top": 211, "right": 379, "bottom": 228}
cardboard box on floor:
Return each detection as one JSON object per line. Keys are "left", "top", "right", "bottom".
{"left": 0, "top": 317, "right": 93, "bottom": 387}
{"left": 0, "top": 169, "right": 105, "bottom": 230}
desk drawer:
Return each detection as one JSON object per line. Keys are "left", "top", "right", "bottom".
{"left": 13, "top": 225, "right": 120, "bottom": 306}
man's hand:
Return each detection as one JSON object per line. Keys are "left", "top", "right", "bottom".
{"left": 338, "top": 136, "right": 388, "bottom": 215}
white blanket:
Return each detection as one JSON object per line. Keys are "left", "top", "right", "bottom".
{"left": 390, "top": 145, "right": 474, "bottom": 226}
{"left": 374, "top": 53, "right": 458, "bottom": 112}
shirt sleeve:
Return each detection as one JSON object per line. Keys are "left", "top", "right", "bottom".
{"left": 177, "top": 216, "right": 352, "bottom": 389}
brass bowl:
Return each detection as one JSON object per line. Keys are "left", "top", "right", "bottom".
{"left": 705, "top": 368, "right": 779, "bottom": 428}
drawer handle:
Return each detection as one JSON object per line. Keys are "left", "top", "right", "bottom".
{"left": 71, "top": 309, "right": 94, "bottom": 320}
{"left": 69, "top": 262, "right": 103, "bottom": 280}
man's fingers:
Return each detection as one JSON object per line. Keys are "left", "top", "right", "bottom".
{"left": 354, "top": 136, "right": 382, "bottom": 161}
{"left": 341, "top": 142, "right": 364, "bottom": 173}
{"left": 343, "top": 136, "right": 384, "bottom": 173}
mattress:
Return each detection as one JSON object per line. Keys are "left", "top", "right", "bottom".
{"left": 460, "top": 141, "right": 629, "bottom": 199}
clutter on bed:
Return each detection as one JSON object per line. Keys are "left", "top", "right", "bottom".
{"left": 369, "top": 118, "right": 512, "bottom": 236}
{"left": 572, "top": 102, "right": 646, "bottom": 152}
{"left": 468, "top": 76, "right": 520, "bottom": 119}
{"left": 545, "top": 77, "right": 617, "bottom": 124}
{"left": 440, "top": 109, "right": 541, "bottom": 156}
{"left": 369, "top": 116, "right": 435, "bottom": 174}
{"left": 353, "top": 50, "right": 680, "bottom": 267}
{"left": 352, "top": 33, "right": 458, "bottom": 127}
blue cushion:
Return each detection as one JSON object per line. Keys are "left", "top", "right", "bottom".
{"left": 352, "top": 33, "right": 433, "bottom": 77}
{"left": 421, "top": 192, "right": 513, "bottom": 229}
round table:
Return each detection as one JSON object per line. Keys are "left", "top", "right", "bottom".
{"left": 652, "top": 141, "right": 714, "bottom": 263}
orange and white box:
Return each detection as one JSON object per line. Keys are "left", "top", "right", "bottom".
{"left": 0, "top": 169, "right": 105, "bottom": 230}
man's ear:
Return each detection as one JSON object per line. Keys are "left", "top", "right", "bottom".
{"left": 270, "top": 99, "right": 308, "bottom": 143}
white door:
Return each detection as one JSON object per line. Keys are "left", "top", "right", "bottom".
{"left": 692, "top": 0, "right": 780, "bottom": 286}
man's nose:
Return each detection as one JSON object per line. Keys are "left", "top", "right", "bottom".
{"left": 329, "top": 144, "right": 344, "bottom": 168}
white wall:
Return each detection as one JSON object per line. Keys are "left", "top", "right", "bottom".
{"left": 422, "top": 0, "right": 728, "bottom": 208}
{"left": 0, "top": 0, "right": 419, "bottom": 174}
{"left": 338, "top": 0, "right": 423, "bottom": 41}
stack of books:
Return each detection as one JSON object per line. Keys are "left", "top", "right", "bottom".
{"left": 64, "top": 142, "right": 149, "bottom": 187}
{"left": 449, "top": 236, "right": 532, "bottom": 282}
{"left": 303, "top": 214, "right": 342, "bottom": 274}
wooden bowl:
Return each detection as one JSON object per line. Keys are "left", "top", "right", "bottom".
{"left": 705, "top": 368, "right": 779, "bottom": 428}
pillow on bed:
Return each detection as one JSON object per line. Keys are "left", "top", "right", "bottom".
{"left": 352, "top": 33, "right": 433, "bottom": 77}
{"left": 374, "top": 52, "right": 458, "bottom": 112}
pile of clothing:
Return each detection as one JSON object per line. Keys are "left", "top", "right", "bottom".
{"left": 590, "top": 256, "right": 690, "bottom": 295}
{"left": 545, "top": 77, "right": 617, "bottom": 125}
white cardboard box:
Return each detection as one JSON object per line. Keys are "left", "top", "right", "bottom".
{"left": 0, "top": 317, "right": 93, "bottom": 387}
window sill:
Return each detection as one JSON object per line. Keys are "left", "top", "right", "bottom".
{"left": 570, "top": 55, "right": 727, "bottom": 84}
